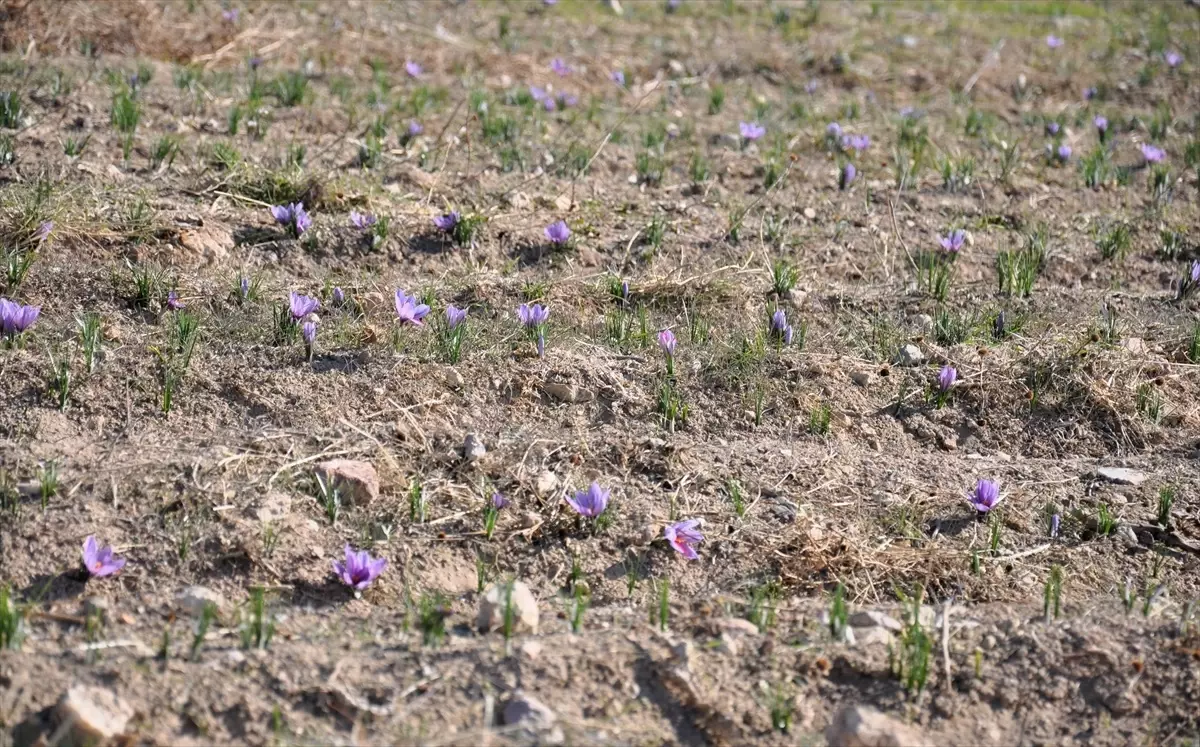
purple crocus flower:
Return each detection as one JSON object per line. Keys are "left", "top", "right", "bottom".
{"left": 491, "top": 493, "right": 510, "bottom": 510}
{"left": 1046, "top": 35, "right": 1063, "bottom": 49}
{"left": 769, "top": 309, "right": 794, "bottom": 345}
{"left": 239, "top": 276, "right": 250, "bottom": 300}
{"left": 35, "top": 221, "right": 53, "bottom": 242}
{"left": 842, "top": 134, "right": 870, "bottom": 153}
{"left": 544, "top": 220, "right": 571, "bottom": 245}
{"left": 1140, "top": 143, "right": 1165, "bottom": 164}
{"left": 0, "top": 298, "right": 41, "bottom": 336}
{"left": 332, "top": 287, "right": 345, "bottom": 305}
{"left": 222, "top": 8, "right": 239, "bottom": 22}
{"left": 166, "top": 290, "right": 184, "bottom": 310}
{"left": 270, "top": 202, "right": 311, "bottom": 236}
{"left": 394, "top": 290, "right": 431, "bottom": 326}
{"left": 666, "top": 0, "right": 681, "bottom": 10}
{"left": 529, "top": 86, "right": 549, "bottom": 103}
{"left": 555, "top": 92, "right": 577, "bottom": 109}
{"left": 937, "top": 364, "right": 957, "bottom": 392}
{"left": 939, "top": 229, "right": 966, "bottom": 253}
{"left": 657, "top": 329, "right": 677, "bottom": 356}
{"left": 664, "top": 519, "right": 703, "bottom": 560}
{"left": 967, "top": 479, "right": 1002, "bottom": 514}
{"left": 1056, "top": 143, "right": 1071, "bottom": 162}
{"left": 349, "top": 211, "right": 376, "bottom": 230}
{"left": 446, "top": 304, "right": 467, "bottom": 329}
{"left": 611, "top": 70, "right": 626, "bottom": 87}
{"left": 805, "top": 79, "right": 819, "bottom": 94}
{"left": 405, "top": 60, "right": 423, "bottom": 79}
{"left": 1083, "top": 86, "right": 1097, "bottom": 101}
{"left": 1191, "top": 260, "right": 1200, "bottom": 284}
{"left": 839, "top": 162, "right": 857, "bottom": 190}
{"left": 301, "top": 320, "right": 317, "bottom": 353}
{"left": 1165, "top": 51, "right": 1182, "bottom": 68}
{"left": 517, "top": 303, "right": 550, "bottom": 328}
{"left": 550, "top": 58, "right": 570, "bottom": 77}
{"left": 1045, "top": 122, "right": 1060, "bottom": 136}
{"left": 82, "top": 535, "right": 126, "bottom": 578}
{"left": 826, "top": 122, "right": 843, "bottom": 138}
{"left": 433, "top": 211, "right": 460, "bottom": 233}
{"left": 566, "top": 481, "right": 610, "bottom": 518}
{"left": 332, "top": 544, "right": 387, "bottom": 591}
{"left": 536, "top": 331, "right": 545, "bottom": 357}
{"left": 288, "top": 292, "right": 320, "bottom": 320}
{"left": 1050, "top": 513, "right": 1061, "bottom": 539}
{"left": 1093, "top": 115, "right": 1108, "bottom": 134}
{"left": 739, "top": 121, "right": 766, "bottom": 141}
{"left": 249, "top": 56, "right": 262, "bottom": 72}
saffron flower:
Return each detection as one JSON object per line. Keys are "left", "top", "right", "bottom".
{"left": 405, "top": 60, "right": 423, "bottom": 79}
{"left": 611, "top": 70, "right": 626, "bottom": 87}
{"left": 841, "top": 134, "right": 870, "bottom": 153}
{"left": 967, "top": 479, "right": 1002, "bottom": 514}
{"left": 0, "top": 299, "right": 40, "bottom": 336}
{"left": 434, "top": 212, "right": 460, "bottom": 233}
{"left": 166, "top": 290, "right": 184, "bottom": 310}
{"left": 445, "top": 304, "right": 467, "bottom": 329}
{"left": 805, "top": 79, "right": 819, "bottom": 94}
{"left": 1140, "top": 143, "right": 1165, "bottom": 164}
{"left": 1046, "top": 35, "right": 1063, "bottom": 49}
{"left": 839, "top": 162, "right": 856, "bottom": 190}
{"left": 739, "top": 121, "right": 766, "bottom": 141}
{"left": 1050, "top": 513, "right": 1061, "bottom": 539}
{"left": 518, "top": 302, "right": 550, "bottom": 328}
{"left": 270, "top": 202, "right": 311, "bottom": 237}
{"left": 332, "top": 545, "right": 387, "bottom": 591}
{"left": 394, "top": 290, "right": 431, "bottom": 326}
{"left": 491, "top": 493, "right": 510, "bottom": 510}
{"left": 301, "top": 320, "right": 317, "bottom": 347}
{"left": 937, "top": 364, "right": 957, "bottom": 392}
{"left": 288, "top": 292, "right": 320, "bottom": 320}
{"left": 657, "top": 329, "right": 677, "bottom": 357}
{"left": 826, "top": 122, "right": 843, "bottom": 138}
{"left": 1192, "top": 260, "right": 1200, "bottom": 283}
{"left": 566, "top": 481, "right": 610, "bottom": 518}
{"left": 1165, "top": 51, "right": 1182, "bottom": 68}
{"left": 1045, "top": 122, "right": 1060, "bottom": 136}
{"left": 349, "top": 211, "right": 376, "bottom": 230}
{"left": 544, "top": 220, "right": 571, "bottom": 245}
{"left": 664, "top": 519, "right": 703, "bottom": 560}
{"left": 769, "top": 309, "right": 794, "bottom": 346}
{"left": 529, "top": 86, "right": 549, "bottom": 103}
{"left": 332, "top": 287, "right": 345, "bottom": 305}
{"left": 939, "top": 229, "right": 966, "bottom": 253}
{"left": 222, "top": 8, "right": 239, "bottom": 23}
{"left": 35, "top": 221, "right": 53, "bottom": 242}
{"left": 1093, "top": 115, "right": 1108, "bottom": 133}
{"left": 239, "top": 276, "right": 251, "bottom": 301}
{"left": 1055, "top": 143, "right": 1071, "bottom": 162}
{"left": 82, "top": 535, "right": 126, "bottom": 578}
{"left": 550, "top": 58, "right": 570, "bottom": 77}
{"left": 407, "top": 120, "right": 423, "bottom": 137}
{"left": 1083, "top": 86, "right": 1097, "bottom": 101}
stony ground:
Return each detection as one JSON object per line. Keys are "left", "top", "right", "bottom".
{"left": 1, "top": 1, "right": 1199, "bottom": 745}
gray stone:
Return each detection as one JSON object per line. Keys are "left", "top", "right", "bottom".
{"left": 478, "top": 580, "right": 539, "bottom": 634}
{"left": 535, "top": 470, "right": 560, "bottom": 497}
{"left": 176, "top": 586, "right": 229, "bottom": 619}
{"left": 850, "top": 371, "right": 871, "bottom": 387}
{"left": 313, "top": 459, "right": 379, "bottom": 506}
{"left": 463, "top": 433, "right": 486, "bottom": 463}
{"left": 849, "top": 610, "right": 903, "bottom": 632}
{"left": 53, "top": 685, "right": 134, "bottom": 747}
{"left": 1094, "top": 467, "right": 1147, "bottom": 486}
{"left": 894, "top": 344, "right": 924, "bottom": 367}
{"left": 502, "top": 691, "right": 563, "bottom": 745}
{"left": 910, "top": 314, "right": 934, "bottom": 334}
{"left": 826, "top": 704, "right": 923, "bottom": 747}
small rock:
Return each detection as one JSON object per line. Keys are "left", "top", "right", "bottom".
{"left": 443, "top": 368, "right": 465, "bottom": 388}
{"left": 1119, "top": 338, "right": 1148, "bottom": 356}
{"left": 577, "top": 245, "right": 603, "bottom": 266}
{"left": 849, "top": 610, "right": 903, "bottom": 632}
{"left": 53, "top": 685, "right": 134, "bottom": 747}
{"left": 313, "top": 459, "right": 379, "bottom": 506}
{"left": 894, "top": 344, "right": 924, "bottom": 367}
{"left": 910, "top": 314, "right": 934, "bottom": 334}
{"left": 520, "top": 640, "right": 544, "bottom": 659}
{"left": 850, "top": 371, "right": 871, "bottom": 387}
{"left": 463, "top": 433, "right": 487, "bottom": 462}
{"left": 853, "top": 627, "right": 894, "bottom": 647}
{"left": 1114, "top": 525, "right": 1139, "bottom": 549}
{"left": 502, "top": 691, "right": 563, "bottom": 745}
{"left": 519, "top": 511, "right": 544, "bottom": 529}
{"left": 553, "top": 193, "right": 573, "bottom": 212}
{"left": 178, "top": 225, "right": 233, "bottom": 266}
{"left": 826, "top": 704, "right": 923, "bottom": 747}
{"left": 1093, "top": 467, "right": 1147, "bottom": 486}
{"left": 542, "top": 382, "right": 593, "bottom": 403}
{"left": 535, "top": 470, "right": 560, "bottom": 497}
{"left": 176, "top": 586, "right": 228, "bottom": 619}
{"left": 637, "top": 524, "right": 660, "bottom": 545}
{"left": 803, "top": 207, "right": 817, "bottom": 220}
{"left": 478, "top": 580, "right": 539, "bottom": 634}
{"left": 939, "top": 434, "right": 958, "bottom": 452}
